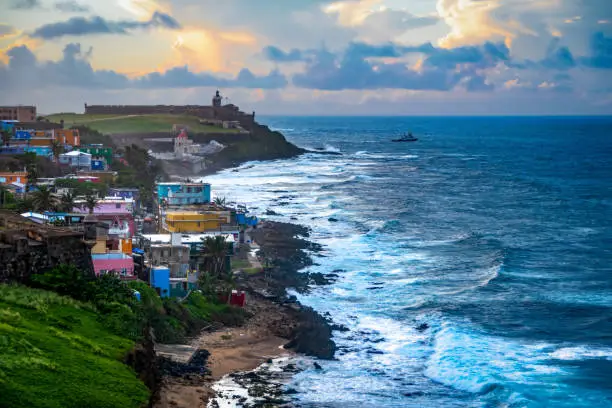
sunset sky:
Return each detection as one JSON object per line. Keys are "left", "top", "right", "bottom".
{"left": 1, "top": 0, "right": 611, "bottom": 115}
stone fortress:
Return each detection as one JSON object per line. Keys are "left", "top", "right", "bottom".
{"left": 84, "top": 91, "right": 256, "bottom": 130}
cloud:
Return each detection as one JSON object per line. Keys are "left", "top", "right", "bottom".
{"left": 0, "top": 24, "right": 18, "bottom": 39}
{"left": 266, "top": 40, "right": 512, "bottom": 91}
{"left": 424, "top": 42, "right": 510, "bottom": 69}
{"left": 262, "top": 46, "right": 308, "bottom": 63}
{"left": 291, "top": 46, "right": 466, "bottom": 91}
{"left": 580, "top": 32, "right": 612, "bottom": 69}
{"left": 345, "top": 42, "right": 436, "bottom": 58}
{"left": 136, "top": 66, "right": 287, "bottom": 89}
{"left": 10, "top": 0, "right": 41, "bottom": 9}
{"left": 54, "top": 1, "right": 91, "bottom": 13}
{"left": 30, "top": 11, "right": 181, "bottom": 39}
{"left": 541, "top": 38, "right": 576, "bottom": 70}
{"left": 0, "top": 43, "right": 287, "bottom": 91}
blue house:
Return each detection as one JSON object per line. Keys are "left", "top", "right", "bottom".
{"left": 150, "top": 266, "right": 170, "bottom": 298}
{"left": 157, "top": 182, "right": 211, "bottom": 206}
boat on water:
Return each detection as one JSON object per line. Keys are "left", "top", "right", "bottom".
{"left": 392, "top": 132, "right": 418, "bottom": 142}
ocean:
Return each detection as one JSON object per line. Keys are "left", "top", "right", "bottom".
{"left": 204, "top": 116, "right": 612, "bottom": 407}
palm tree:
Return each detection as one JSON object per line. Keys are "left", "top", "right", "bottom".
{"left": 59, "top": 192, "right": 76, "bottom": 212}
{"left": 1, "top": 129, "right": 11, "bottom": 147}
{"left": 50, "top": 141, "right": 64, "bottom": 163}
{"left": 25, "top": 163, "right": 38, "bottom": 194}
{"left": 201, "top": 235, "right": 228, "bottom": 279}
{"left": 82, "top": 193, "right": 99, "bottom": 214}
{"left": 214, "top": 196, "right": 226, "bottom": 207}
{"left": 31, "top": 185, "right": 59, "bottom": 212}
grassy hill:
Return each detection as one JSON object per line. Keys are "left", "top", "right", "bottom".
{"left": 45, "top": 113, "right": 239, "bottom": 135}
{"left": 0, "top": 284, "right": 150, "bottom": 408}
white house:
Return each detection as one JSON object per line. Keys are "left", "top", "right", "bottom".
{"left": 59, "top": 151, "right": 92, "bottom": 168}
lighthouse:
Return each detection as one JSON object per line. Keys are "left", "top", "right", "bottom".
{"left": 212, "top": 90, "right": 222, "bottom": 107}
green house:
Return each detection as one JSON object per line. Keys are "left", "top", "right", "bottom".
{"left": 78, "top": 145, "right": 113, "bottom": 165}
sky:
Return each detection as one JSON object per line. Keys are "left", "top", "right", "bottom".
{"left": 0, "top": 0, "right": 611, "bottom": 115}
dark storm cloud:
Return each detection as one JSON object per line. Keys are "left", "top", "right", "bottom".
{"left": 0, "top": 43, "right": 288, "bottom": 91}
{"left": 54, "top": 1, "right": 91, "bottom": 13}
{"left": 30, "top": 11, "right": 181, "bottom": 39}
{"left": 10, "top": 0, "right": 41, "bottom": 9}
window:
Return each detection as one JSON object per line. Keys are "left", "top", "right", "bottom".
{"left": 121, "top": 268, "right": 128, "bottom": 276}
{"left": 116, "top": 203, "right": 121, "bottom": 209}
{"left": 99, "top": 269, "right": 109, "bottom": 275}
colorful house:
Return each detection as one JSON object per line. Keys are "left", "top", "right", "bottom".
{"left": 9, "top": 124, "right": 80, "bottom": 148}
{"left": 59, "top": 151, "right": 92, "bottom": 168}
{"left": 162, "top": 210, "right": 231, "bottom": 233}
{"left": 157, "top": 182, "right": 211, "bottom": 206}
{"left": 150, "top": 266, "right": 170, "bottom": 298}
{"left": 78, "top": 145, "right": 113, "bottom": 166}
{"left": 0, "top": 171, "right": 27, "bottom": 186}
{"left": 73, "top": 197, "right": 135, "bottom": 238}
{"left": 92, "top": 253, "right": 135, "bottom": 279}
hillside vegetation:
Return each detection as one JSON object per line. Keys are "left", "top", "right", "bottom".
{"left": 45, "top": 113, "right": 239, "bottom": 135}
{"left": 0, "top": 262, "right": 249, "bottom": 408}
{"left": 0, "top": 284, "right": 149, "bottom": 408}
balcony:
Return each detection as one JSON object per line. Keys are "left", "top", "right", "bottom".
{"left": 108, "top": 227, "right": 130, "bottom": 237}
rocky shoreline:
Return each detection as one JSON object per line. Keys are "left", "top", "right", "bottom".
{"left": 154, "top": 221, "right": 338, "bottom": 407}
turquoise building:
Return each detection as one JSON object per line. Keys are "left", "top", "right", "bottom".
{"left": 157, "top": 182, "right": 211, "bottom": 205}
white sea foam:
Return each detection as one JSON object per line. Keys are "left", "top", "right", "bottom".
{"left": 550, "top": 347, "right": 612, "bottom": 361}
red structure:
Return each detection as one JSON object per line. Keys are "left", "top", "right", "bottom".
{"left": 230, "top": 290, "right": 246, "bottom": 307}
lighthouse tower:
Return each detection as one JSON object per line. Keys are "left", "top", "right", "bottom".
{"left": 212, "top": 90, "right": 222, "bottom": 107}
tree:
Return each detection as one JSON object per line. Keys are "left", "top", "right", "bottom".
{"left": 50, "top": 140, "right": 64, "bottom": 163}
{"left": 25, "top": 161, "right": 38, "bottom": 194}
{"left": 31, "top": 185, "right": 59, "bottom": 212}
{"left": 82, "top": 193, "right": 99, "bottom": 214}
{"left": 214, "top": 196, "right": 227, "bottom": 207}
{"left": 200, "top": 235, "right": 228, "bottom": 280}
{"left": 1, "top": 129, "right": 11, "bottom": 147}
{"left": 59, "top": 192, "right": 76, "bottom": 212}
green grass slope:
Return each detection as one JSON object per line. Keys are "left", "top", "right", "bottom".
{"left": 0, "top": 285, "right": 149, "bottom": 408}
{"left": 45, "top": 113, "right": 239, "bottom": 135}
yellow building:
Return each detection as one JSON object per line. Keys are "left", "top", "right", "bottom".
{"left": 163, "top": 211, "right": 231, "bottom": 233}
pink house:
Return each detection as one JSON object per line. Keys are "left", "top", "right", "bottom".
{"left": 92, "top": 253, "right": 135, "bottom": 279}
{"left": 74, "top": 198, "right": 135, "bottom": 238}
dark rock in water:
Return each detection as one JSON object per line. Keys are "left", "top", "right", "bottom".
{"left": 308, "top": 272, "right": 334, "bottom": 286}
{"left": 332, "top": 269, "right": 346, "bottom": 274}
{"left": 291, "top": 217, "right": 298, "bottom": 220}
{"left": 328, "top": 217, "right": 339, "bottom": 222}
{"left": 366, "top": 286, "right": 384, "bottom": 290}
{"left": 285, "top": 306, "right": 336, "bottom": 360}
{"left": 278, "top": 201, "right": 290, "bottom": 206}
{"left": 285, "top": 388, "right": 299, "bottom": 394}
{"left": 265, "top": 209, "right": 280, "bottom": 216}
{"left": 366, "top": 348, "right": 384, "bottom": 355}
{"left": 416, "top": 323, "right": 429, "bottom": 332}
{"left": 313, "top": 362, "right": 323, "bottom": 370}
{"left": 331, "top": 323, "right": 350, "bottom": 332}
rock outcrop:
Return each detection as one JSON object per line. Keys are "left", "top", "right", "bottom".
{"left": 0, "top": 211, "right": 94, "bottom": 283}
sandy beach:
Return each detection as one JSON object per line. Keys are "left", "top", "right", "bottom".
{"left": 154, "top": 295, "right": 297, "bottom": 408}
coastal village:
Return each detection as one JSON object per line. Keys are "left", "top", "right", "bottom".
{"left": 0, "top": 94, "right": 327, "bottom": 408}
{"left": 0, "top": 92, "right": 259, "bottom": 298}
